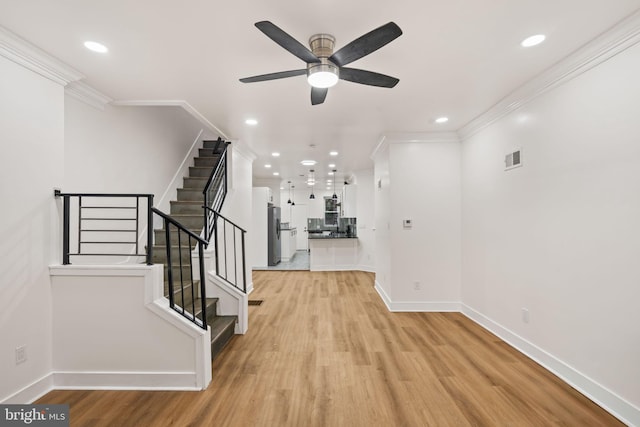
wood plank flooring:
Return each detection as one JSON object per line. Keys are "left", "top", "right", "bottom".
{"left": 36, "top": 271, "right": 623, "bottom": 426}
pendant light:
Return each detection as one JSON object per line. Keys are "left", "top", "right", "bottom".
{"left": 332, "top": 169, "right": 338, "bottom": 199}
{"left": 291, "top": 185, "right": 296, "bottom": 206}
{"left": 309, "top": 169, "right": 316, "bottom": 199}
{"left": 287, "top": 181, "right": 292, "bottom": 204}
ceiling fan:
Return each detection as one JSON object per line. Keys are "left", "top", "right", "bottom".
{"left": 239, "top": 21, "right": 403, "bottom": 105}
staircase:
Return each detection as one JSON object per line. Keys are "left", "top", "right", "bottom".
{"left": 152, "top": 139, "right": 236, "bottom": 360}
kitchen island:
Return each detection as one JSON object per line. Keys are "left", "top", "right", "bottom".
{"left": 308, "top": 233, "right": 358, "bottom": 271}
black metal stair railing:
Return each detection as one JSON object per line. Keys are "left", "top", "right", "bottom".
{"left": 203, "top": 138, "right": 229, "bottom": 242}
{"left": 54, "top": 190, "right": 154, "bottom": 265}
{"left": 152, "top": 207, "right": 208, "bottom": 330}
{"left": 201, "top": 140, "right": 248, "bottom": 293}
{"left": 204, "top": 206, "right": 247, "bottom": 293}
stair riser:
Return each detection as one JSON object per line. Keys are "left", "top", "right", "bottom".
{"left": 166, "top": 295, "right": 219, "bottom": 325}
{"left": 194, "top": 157, "right": 219, "bottom": 167}
{"left": 203, "top": 140, "right": 227, "bottom": 151}
{"left": 199, "top": 149, "right": 222, "bottom": 158}
{"left": 154, "top": 229, "right": 204, "bottom": 245}
{"left": 164, "top": 265, "right": 202, "bottom": 282}
{"left": 170, "top": 215, "right": 205, "bottom": 230}
{"left": 183, "top": 177, "right": 209, "bottom": 189}
{"left": 170, "top": 202, "right": 204, "bottom": 215}
{"left": 177, "top": 188, "right": 205, "bottom": 202}
{"left": 211, "top": 322, "right": 235, "bottom": 360}
{"left": 189, "top": 167, "right": 213, "bottom": 177}
{"left": 152, "top": 246, "right": 194, "bottom": 264}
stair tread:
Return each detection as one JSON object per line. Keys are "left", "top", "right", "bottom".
{"left": 210, "top": 316, "right": 236, "bottom": 341}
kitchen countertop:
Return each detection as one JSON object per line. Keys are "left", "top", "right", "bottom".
{"left": 308, "top": 233, "right": 357, "bottom": 239}
{"left": 281, "top": 227, "right": 296, "bottom": 231}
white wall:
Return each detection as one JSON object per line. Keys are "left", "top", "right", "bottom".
{"left": 353, "top": 170, "right": 375, "bottom": 272}
{"left": 374, "top": 146, "right": 392, "bottom": 298}
{"left": 0, "top": 56, "right": 63, "bottom": 402}
{"left": 376, "top": 140, "right": 461, "bottom": 308}
{"left": 253, "top": 178, "right": 281, "bottom": 206}
{"left": 461, "top": 42, "right": 640, "bottom": 422}
{"left": 65, "top": 98, "right": 210, "bottom": 210}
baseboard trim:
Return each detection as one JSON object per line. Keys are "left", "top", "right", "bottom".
{"left": 461, "top": 304, "right": 640, "bottom": 427}
{"left": 374, "top": 281, "right": 460, "bottom": 312}
{"left": 0, "top": 374, "right": 54, "bottom": 404}
{"left": 51, "top": 371, "right": 201, "bottom": 391}
{"left": 356, "top": 264, "right": 376, "bottom": 273}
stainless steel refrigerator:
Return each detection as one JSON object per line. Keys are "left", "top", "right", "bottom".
{"left": 267, "top": 205, "right": 281, "bottom": 266}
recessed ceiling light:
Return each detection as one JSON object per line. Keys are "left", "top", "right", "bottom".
{"left": 280, "top": 187, "right": 284, "bottom": 190}
{"left": 264, "top": 164, "right": 271, "bottom": 168}
{"left": 521, "top": 34, "right": 546, "bottom": 47}
{"left": 328, "top": 172, "right": 334, "bottom": 176}
{"left": 273, "top": 172, "right": 280, "bottom": 176}
{"left": 301, "top": 160, "right": 317, "bottom": 166}
{"left": 328, "top": 163, "right": 336, "bottom": 168}
{"left": 245, "top": 118, "right": 258, "bottom": 126}
{"left": 435, "top": 117, "right": 449, "bottom": 124}
{"left": 84, "top": 41, "right": 108, "bottom": 53}
{"left": 272, "top": 152, "right": 280, "bottom": 157}
{"left": 326, "top": 187, "right": 331, "bottom": 190}
{"left": 329, "top": 151, "right": 339, "bottom": 156}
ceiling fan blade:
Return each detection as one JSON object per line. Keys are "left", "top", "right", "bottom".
{"left": 255, "top": 21, "right": 321, "bottom": 64}
{"left": 311, "top": 87, "right": 328, "bottom": 105}
{"left": 329, "top": 22, "right": 402, "bottom": 67}
{"left": 239, "top": 69, "right": 307, "bottom": 83}
{"left": 339, "top": 68, "right": 399, "bottom": 88}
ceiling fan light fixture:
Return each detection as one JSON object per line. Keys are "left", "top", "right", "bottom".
{"left": 307, "top": 62, "right": 339, "bottom": 88}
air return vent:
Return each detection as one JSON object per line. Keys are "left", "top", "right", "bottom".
{"left": 505, "top": 149, "right": 522, "bottom": 171}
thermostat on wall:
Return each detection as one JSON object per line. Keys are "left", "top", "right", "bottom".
{"left": 403, "top": 219, "right": 412, "bottom": 229}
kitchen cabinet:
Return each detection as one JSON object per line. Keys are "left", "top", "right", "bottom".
{"left": 324, "top": 196, "right": 339, "bottom": 226}
{"left": 341, "top": 184, "right": 357, "bottom": 217}
{"left": 281, "top": 227, "right": 297, "bottom": 262}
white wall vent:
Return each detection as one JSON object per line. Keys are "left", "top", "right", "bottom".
{"left": 505, "top": 148, "right": 522, "bottom": 171}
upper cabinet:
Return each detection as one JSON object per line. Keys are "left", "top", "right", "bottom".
{"left": 324, "top": 196, "right": 339, "bottom": 225}
{"left": 341, "top": 184, "right": 357, "bottom": 218}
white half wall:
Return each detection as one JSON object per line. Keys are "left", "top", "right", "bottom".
{"left": 461, "top": 41, "right": 640, "bottom": 425}
{"left": 49, "top": 265, "right": 211, "bottom": 390}
{"left": 0, "top": 55, "right": 63, "bottom": 403}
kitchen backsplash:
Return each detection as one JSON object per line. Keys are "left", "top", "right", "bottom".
{"left": 307, "top": 217, "right": 357, "bottom": 236}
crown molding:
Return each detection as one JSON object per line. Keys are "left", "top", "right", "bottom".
{"left": 371, "top": 131, "right": 460, "bottom": 160}
{"left": 112, "top": 100, "right": 229, "bottom": 140}
{"left": 0, "top": 25, "right": 84, "bottom": 85}
{"left": 458, "top": 9, "right": 640, "bottom": 140}
{"left": 65, "top": 81, "right": 113, "bottom": 110}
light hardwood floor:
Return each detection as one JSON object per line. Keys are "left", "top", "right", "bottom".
{"left": 37, "top": 271, "right": 623, "bottom": 426}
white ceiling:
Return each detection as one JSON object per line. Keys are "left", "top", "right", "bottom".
{"left": 1, "top": 1, "right": 639, "bottom": 187}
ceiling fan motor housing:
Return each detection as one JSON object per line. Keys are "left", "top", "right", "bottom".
{"left": 307, "top": 34, "right": 339, "bottom": 85}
